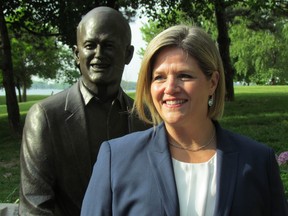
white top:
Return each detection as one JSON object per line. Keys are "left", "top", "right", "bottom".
{"left": 172, "top": 154, "right": 217, "bottom": 216}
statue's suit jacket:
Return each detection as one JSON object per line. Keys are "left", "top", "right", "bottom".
{"left": 19, "top": 80, "right": 150, "bottom": 216}
{"left": 81, "top": 122, "right": 288, "bottom": 216}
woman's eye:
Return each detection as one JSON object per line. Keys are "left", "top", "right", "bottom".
{"left": 153, "top": 75, "right": 165, "bottom": 81}
{"left": 178, "top": 74, "right": 193, "bottom": 80}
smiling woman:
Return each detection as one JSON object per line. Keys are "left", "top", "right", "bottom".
{"left": 81, "top": 25, "right": 288, "bottom": 216}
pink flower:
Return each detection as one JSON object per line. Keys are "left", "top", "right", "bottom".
{"left": 277, "top": 151, "right": 288, "bottom": 165}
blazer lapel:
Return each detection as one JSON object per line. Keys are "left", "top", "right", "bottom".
{"left": 147, "top": 123, "right": 180, "bottom": 216}
{"left": 214, "top": 123, "right": 239, "bottom": 216}
{"left": 64, "top": 82, "right": 92, "bottom": 185}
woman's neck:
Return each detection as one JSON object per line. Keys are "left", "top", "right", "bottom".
{"left": 166, "top": 119, "right": 217, "bottom": 163}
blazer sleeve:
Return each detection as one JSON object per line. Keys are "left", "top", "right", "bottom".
{"left": 268, "top": 148, "right": 288, "bottom": 215}
{"left": 81, "top": 141, "right": 112, "bottom": 216}
{"left": 19, "top": 103, "right": 56, "bottom": 216}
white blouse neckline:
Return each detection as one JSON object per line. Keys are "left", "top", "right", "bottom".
{"left": 172, "top": 153, "right": 217, "bottom": 216}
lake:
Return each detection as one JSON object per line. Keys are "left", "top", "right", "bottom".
{"left": 0, "top": 88, "right": 64, "bottom": 96}
{"left": 0, "top": 88, "right": 135, "bottom": 96}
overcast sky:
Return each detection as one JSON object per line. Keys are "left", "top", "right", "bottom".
{"left": 122, "top": 17, "right": 148, "bottom": 82}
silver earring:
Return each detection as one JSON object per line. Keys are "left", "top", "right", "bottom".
{"left": 208, "top": 95, "right": 214, "bottom": 107}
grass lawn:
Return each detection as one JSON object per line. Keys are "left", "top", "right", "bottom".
{"left": 221, "top": 86, "right": 288, "bottom": 153}
{"left": 0, "top": 95, "right": 48, "bottom": 203}
{"left": 0, "top": 85, "right": 288, "bottom": 202}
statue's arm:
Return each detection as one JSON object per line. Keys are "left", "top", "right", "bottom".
{"left": 19, "top": 103, "right": 55, "bottom": 216}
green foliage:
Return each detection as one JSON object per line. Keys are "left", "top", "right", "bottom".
{"left": 140, "top": 0, "right": 214, "bottom": 28}
{"left": 138, "top": 21, "right": 164, "bottom": 56}
{"left": 3, "top": 0, "right": 141, "bottom": 46}
{"left": 11, "top": 34, "right": 57, "bottom": 88}
{"left": 230, "top": 19, "right": 288, "bottom": 85}
{"left": 9, "top": 30, "right": 78, "bottom": 90}
{"left": 280, "top": 167, "right": 288, "bottom": 198}
{"left": 54, "top": 44, "right": 80, "bottom": 85}
{"left": 139, "top": 9, "right": 212, "bottom": 56}
{"left": 3, "top": 20, "right": 79, "bottom": 93}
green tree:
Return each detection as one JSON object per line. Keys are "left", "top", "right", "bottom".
{"left": 16, "top": 0, "right": 139, "bottom": 46}
{"left": 230, "top": 18, "right": 288, "bottom": 85}
{"left": 138, "top": 10, "right": 194, "bottom": 56}
{"left": 0, "top": 1, "right": 21, "bottom": 135}
{"left": 10, "top": 33, "right": 76, "bottom": 102}
{"left": 55, "top": 44, "right": 80, "bottom": 85}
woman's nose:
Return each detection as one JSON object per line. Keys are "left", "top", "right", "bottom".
{"left": 164, "top": 77, "right": 179, "bottom": 94}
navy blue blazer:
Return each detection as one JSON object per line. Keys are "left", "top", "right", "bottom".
{"left": 81, "top": 122, "right": 288, "bottom": 216}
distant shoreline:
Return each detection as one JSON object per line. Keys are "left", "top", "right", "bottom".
{"left": 0, "top": 88, "right": 64, "bottom": 96}
{"left": 0, "top": 88, "right": 135, "bottom": 96}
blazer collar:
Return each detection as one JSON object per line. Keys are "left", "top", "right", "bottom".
{"left": 64, "top": 81, "right": 92, "bottom": 186}
{"left": 147, "top": 123, "right": 180, "bottom": 216}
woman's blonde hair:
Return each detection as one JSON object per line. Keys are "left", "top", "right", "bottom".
{"left": 134, "top": 25, "right": 226, "bottom": 125}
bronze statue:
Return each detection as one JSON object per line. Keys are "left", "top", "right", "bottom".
{"left": 19, "top": 6, "right": 150, "bottom": 215}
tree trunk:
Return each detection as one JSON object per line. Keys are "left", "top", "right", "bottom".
{"left": 23, "top": 83, "right": 27, "bottom": 102}
{"left": 0, "top": 4, "right": 21, "bottom": 135}
{"left": 214, "top": 0, "right": 235, "bottom": 101}
{"left": 17, "top": 84, "right": 22, "bottom": 103}
{"left": 16, "top": 79, "right": 22, "bottom": 102}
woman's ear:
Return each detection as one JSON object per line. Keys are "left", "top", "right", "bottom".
{"left": 73, "top": 45, "right": 80, "bottom": 66}
{"left": 125, "top": 45, "right": 134, "bottom": 65}
{"left": 210, "top": 71, "right": 219, "bottom": 94}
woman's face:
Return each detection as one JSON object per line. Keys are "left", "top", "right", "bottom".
{"left": 150, "top": 47, "right": 218, "bottom": 128}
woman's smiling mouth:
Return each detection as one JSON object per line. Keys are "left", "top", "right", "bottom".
{"left": 164, "top": 99, "right": 187, "bottom": 105}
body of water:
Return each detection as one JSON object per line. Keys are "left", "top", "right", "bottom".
{"left": 0, "top": 88, "right": 64, "bottom": 96}
{"left": 0, "top": 88, "right": 135, "bottom": 96}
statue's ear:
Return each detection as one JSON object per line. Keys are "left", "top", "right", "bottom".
{"left": 125, "top": 45, "right": 134, "bottom": 65}
{"left": 73, "top": 45, "right": 80, "bottom": 66}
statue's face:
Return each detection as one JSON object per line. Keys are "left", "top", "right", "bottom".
{"left": 74, "top": 11, "right": 133, "bottom": 94}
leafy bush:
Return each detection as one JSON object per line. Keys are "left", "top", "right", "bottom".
{"left": 277, "top": 152, "right": 288, "bottom": 198}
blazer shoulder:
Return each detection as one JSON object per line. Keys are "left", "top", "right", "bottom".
{"left": 220, "top": 125, "right": 273, "bottom": 154}
{"left": 108, "top": 126, "right": 156, "bottom": 150}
